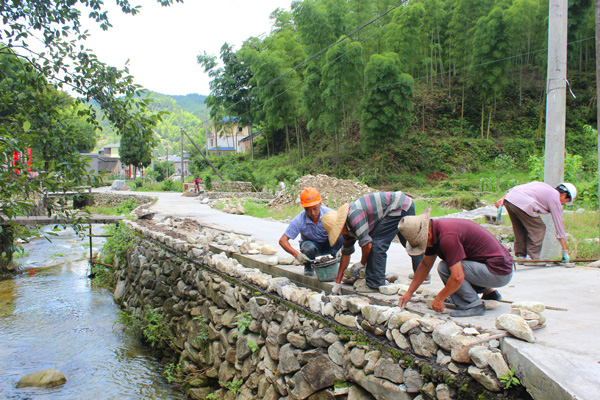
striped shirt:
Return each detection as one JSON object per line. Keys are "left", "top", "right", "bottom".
{"left": 342, "top": 192, "right": 412, "bottom": 252}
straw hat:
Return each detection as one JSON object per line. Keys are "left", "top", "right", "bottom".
{"left": 321, "top": 203, "right": 350, "bottom": 246}
{"left": 397, "top": 207, "right": 431, "bottom": 256}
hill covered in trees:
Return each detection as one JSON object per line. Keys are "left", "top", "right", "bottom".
{"left": 188, "top": 0, "right": 597, "bottom": 204}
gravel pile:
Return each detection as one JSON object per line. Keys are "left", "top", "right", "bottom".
{"left": 268, "top": 174, "right": 377, "bottom": 212}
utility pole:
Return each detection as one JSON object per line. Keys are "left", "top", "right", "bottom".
{"left": 181, "top": 129, "right": 184, "bottom": 193}
{"left": 541, "top": 0, "right": 568, "bottom": 259}
{"left": 596, "top": 0, "right": 600, "bottom": 256}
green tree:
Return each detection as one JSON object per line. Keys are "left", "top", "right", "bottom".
{"left": 360, "top": 53, "right": 414, "bottom": 153}
{"left": 120, "top": 131, "right": 154, "bottom": 179}
{"left": 0, "top": 0, "right": 179, "bottom": 271}
{"left": 320, "top": 38, "right": 363, "bottom": 166}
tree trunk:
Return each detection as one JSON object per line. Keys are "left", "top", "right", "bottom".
{"left": 460, "top": 83, "right": 465, "bottom": 137}
{"left": 0, "top": 224, "right": 14, "bottom": 274}
{"left": 481, "top": 101, "right": 485, "bottom": 139}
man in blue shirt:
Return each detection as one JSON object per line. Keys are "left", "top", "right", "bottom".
{"left": 279, "top": 187, "right": 343, "bottom": 276}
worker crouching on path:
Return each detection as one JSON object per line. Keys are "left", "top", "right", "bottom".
{"left": 397, "top": 209, "right": 514, "bottom": 317}
{"left": 321, "top": 191, "right": 423, "bottom": 295}
{"left": 495, "top": 182, "right": 576, "bottom": 262}
{"left": 279, "top": 187, "right": 342, "bottom": 276}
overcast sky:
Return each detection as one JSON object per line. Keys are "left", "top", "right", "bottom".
{"left": 82, "top": 0, "right": 293, "bottom": 96}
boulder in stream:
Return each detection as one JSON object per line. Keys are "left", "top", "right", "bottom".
{"left": 16, "top": 369, "right": 66, "bottom": 388}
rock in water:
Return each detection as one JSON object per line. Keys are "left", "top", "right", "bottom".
{"left": 17, "top": 369, "right": 67, "bottom": 388}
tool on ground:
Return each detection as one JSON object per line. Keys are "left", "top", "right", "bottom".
{"left": 497, "top": 299, "right": 567, "bottom": 311}
{"left": 518, "top": 258, "right": 597, "bottom": 264}
{"left": 497, "top": 205, "right": 503, "bottom": 222}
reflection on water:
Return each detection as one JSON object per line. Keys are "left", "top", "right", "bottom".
{"left": 0, "top": 225, "right": 186, "bottom": 400}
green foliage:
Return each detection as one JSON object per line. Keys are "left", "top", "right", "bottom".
{"left": 247, "top": 340, "right": 259, "bottom": 353}
{"left": 206, "top": 393, "right": 219, "bottom": 400}
{"left": 193, "top": 315, "right": 210, "bottom": 348}
{"left": 141, "top": 307, "right": 173, "bottom": 347}
{"left": 115, "top": 198, "right": 139, "bottom": 215}
{"left": 240, "top": 200, "right": 273, "bottom": 218}
{"left": 164, "top": 362, "right": 182, "bottom": 384}
{"left": 234, "top": 312, "right": 252, "bottom": 335}
{"left": 499, "top": 367, "right": 521, "bottom": 389}
{"left": 220, "top": 379, "right": 244, "bottom": 395}
{"left": 161, "top": 179, "right": 177, "bottom": 192}
{"left": 100, "top": 222, "right": 135, "bottom": 266}
{"left": 528, "top": 152, "right": 584, "bottom": 182}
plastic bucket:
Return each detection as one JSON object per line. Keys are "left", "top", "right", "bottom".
{"left": 314, "top": 258, "right": 340, "bottom": 282}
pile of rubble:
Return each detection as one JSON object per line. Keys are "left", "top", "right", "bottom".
{"left": 269, "top": 174, "right": 378, "bottom": 213}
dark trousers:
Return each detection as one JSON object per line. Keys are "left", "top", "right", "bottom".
{"left": 504, "top": 200, "right": 546, "bottom": 259}
{"left": 300, "top": 237, "right": 343, "bottom": 262}
{"left": 365, "top": 203, "right": 424, "bottom": 288}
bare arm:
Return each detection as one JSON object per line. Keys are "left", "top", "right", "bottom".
{"left": 398, "top": 255, "right": 436, "bottom": 308}
{"left": 335, "top": 254, "right": 351, "bottom": 284}
{"left": 359, "top": 242, "right": 372, "bottom": 265}
{"left": 495, "top": 194, "right": 506, "bottom": 208}
{"left": 431, "top": 261, "right": 465, "bottom": 312}
{"left": 558, "top": 238, "right": 568, "bottom": 251}
{"left": 279, "top": 234, "right": 299, "bottom": 258}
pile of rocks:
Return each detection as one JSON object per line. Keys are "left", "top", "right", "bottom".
{"left": 268, "top": 174, "right": 377, "bottom": 213}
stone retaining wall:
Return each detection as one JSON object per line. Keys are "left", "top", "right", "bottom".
{"left": 93, "top": 193, "right": 156, "bottom": 207}
{"left": 207, "top": 192, "right": 275, "bottom": 200}
{"left": 112, "top": 219, "right": 524, "bottom": 400}
{"left": 211, "top": 181, "right": 255, "bottom": 193}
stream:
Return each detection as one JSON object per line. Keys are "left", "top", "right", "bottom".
{"left": 0, "top": 225, "right": 186, "bottom": 400}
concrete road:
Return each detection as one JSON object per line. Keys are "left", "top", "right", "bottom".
{"left": 98, "top": 189, "right": 600, "bottom": 398}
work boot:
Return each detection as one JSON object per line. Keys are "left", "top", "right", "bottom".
{"left": 482, "top": 290, "right": 502, "bottom": 301}
{"left": 449, "top": 303, "right": 486, "bottom": 317}
{"left": 304, "top": 264, "right": 315, "bottom": 276}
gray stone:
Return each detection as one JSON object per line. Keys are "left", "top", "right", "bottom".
{"left": 363, "top": 350, "right": 381, "bottom": 375}
{"left": 495, "top": 314, "right": 536, "bottom": 343}
{"left": 347, "top": 297, "right": 371, "bottom": 314}
{"left": 334, "top": 314, "right": 358, "bottom": 328}
{"left": 308, "top": 329, "right": 338, "bottom": 348}
{"left": 350, "top": 347, "right": 367, "bottom": 368}
{"left": 374, "top": 357, "right": 404, "bottom": 384}
{"left": 468, "top": 366, "right": 501, "bottom": 392}
{"left": 450, "top": 335, "right": 479, "bottom": 363}
{"left": 328, "top": 341, "right": 346, "bottom": 366}
{"left": 387, "top": 311, "right": 420, "bottom": 330}
{"left": 435, "top": 383, "right": 453, "bottom": 400}
{"left": 391, "top": 329, "right": 411, "bottom": 350}
{"left": 16, "top": 369, "right": 66, "bottom": 388}
{"left": 409, "top": 331, "right": 438, "bottom": 358}
{"left": 403, "top": 367, "right": 423, "bottom": 393}
{"left": 511, "top": 301, "right": 545, "bottom": 313}
{"left": 348, "top": 384, "right": 376, "bottom": 400}
{"left": 488, "top": 352, "right": 510, "bottom": 378}
{"left": 468, "top": 345, "right": 492, "bottom": 368}
{"left": 290, "top": 370, "right": 316, "bottom": 400}
{"left": 421, "top": 382, "right": 436, "bottom": 399}
{"left": 279, "top": 343, "right": 301, "bottom": 374}
{"left": 400, "top": 318, "right": 420, "bottom": 334}
{"left": 347, "top": 367, "right": 412, "bottom": 400}
{"left": 436, "top": 350, "right": 451, "bottom": 366}
{"left": 218, "top": 360, "right": 236, "bottom": 383}
{"left": 361, "top": 305, "right": 388, "bottom": 326}
{"left": 114, "top": 280, "right": 126, "bottom": 302}
{"left": 432, "top": 321, "right": 462, "bottom": 351}
{"left": 417, "top": 317, "right": 445, "bottom": 332}
{"left": 302, "top": 354, "right": 344, "bottom": 391}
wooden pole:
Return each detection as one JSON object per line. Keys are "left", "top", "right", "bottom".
{"left": 181, "top": 129, "right": 225, "bottom": 181}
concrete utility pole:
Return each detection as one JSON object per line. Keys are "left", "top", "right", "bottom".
{"left": 596, "top": 0, "right": 600, "bottom": 256}
{"left": 181, "top": 129, "right": 184, "bottom": 193}
{"left": 541, "top": 0, "right": 568, "bottom": 259}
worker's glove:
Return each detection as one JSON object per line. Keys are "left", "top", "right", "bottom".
{"left": 561, "top": 250, "right": 570, "bottom": 264}
{"left": 295, "top": 252, "right": 311, "bottom": 264}
{"left": 332, "top": 283, "right": 343, "bottom": 295}
{"left": 350, "top": 261, "right": 366, "bottom": 278}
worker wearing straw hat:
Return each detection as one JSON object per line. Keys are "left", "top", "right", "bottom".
{"left": 397, "top": 209, "right": 514, "bottom": 317}
{"left": 321, "top": 191, "right": 423, "bottom": 295}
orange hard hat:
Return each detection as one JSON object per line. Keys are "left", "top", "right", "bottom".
{"left": 300, "top": 187, "right": 322, "bottom": 208}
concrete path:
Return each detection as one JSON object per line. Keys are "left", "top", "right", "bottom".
{"left": 98, "top": 189, "right": 600, "bottom": 398}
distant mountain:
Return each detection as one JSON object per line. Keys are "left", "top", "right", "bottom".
{"left": 151, "top": 92, "right": 209, "bottom": 120}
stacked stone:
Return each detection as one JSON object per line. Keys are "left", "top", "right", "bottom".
{"left": 115, "top": 219, "right": 524, "bottom": 399}
{"left": 92, "top": 193, "right": 155, "bottom": 207}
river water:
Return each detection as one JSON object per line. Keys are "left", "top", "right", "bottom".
{"left": 0, "top": 225, "right": 186, "bottom": 400}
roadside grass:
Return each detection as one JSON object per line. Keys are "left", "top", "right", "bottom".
{"left": 565, "top": 210, "right": 600, "bottom": 259}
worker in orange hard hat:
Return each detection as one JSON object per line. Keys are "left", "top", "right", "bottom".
{"left": 279, "top": 187, "right": 343, "bottom": 276}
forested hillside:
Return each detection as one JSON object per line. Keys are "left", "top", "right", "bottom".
{"left": 190, "top": 0, "right": 597, "bottom": 203}
{"left": 94, "top": 92, "right": 209, "bottom": 154}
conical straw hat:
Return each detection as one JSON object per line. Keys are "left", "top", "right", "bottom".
{"left": 321, "top": 203, "right": 350, "bottom": 246}
{"left": 397, "top": 207, "right": 431, "bottom": 256}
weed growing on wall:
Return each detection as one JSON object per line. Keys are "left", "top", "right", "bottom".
{"left": 100, "top": 222, "right": 134, "bottom": 266}
{"left": 234, "top": 312, "right": 252, "bottom": 334}
{"left": 193, "top": 315, "right": 209, "bottom": 348}
{"left": 117, "top": 306, "right": 173, "bottom": 348}
{"left": 499, "top": 367, "right": 521, "bottom": 389}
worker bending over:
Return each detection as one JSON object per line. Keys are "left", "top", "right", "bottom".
{"left": 496, "top": 181, "right": 576, "bottom": 262}
{"left": 398, "top": 209, "right": 513, "bottom": 317}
